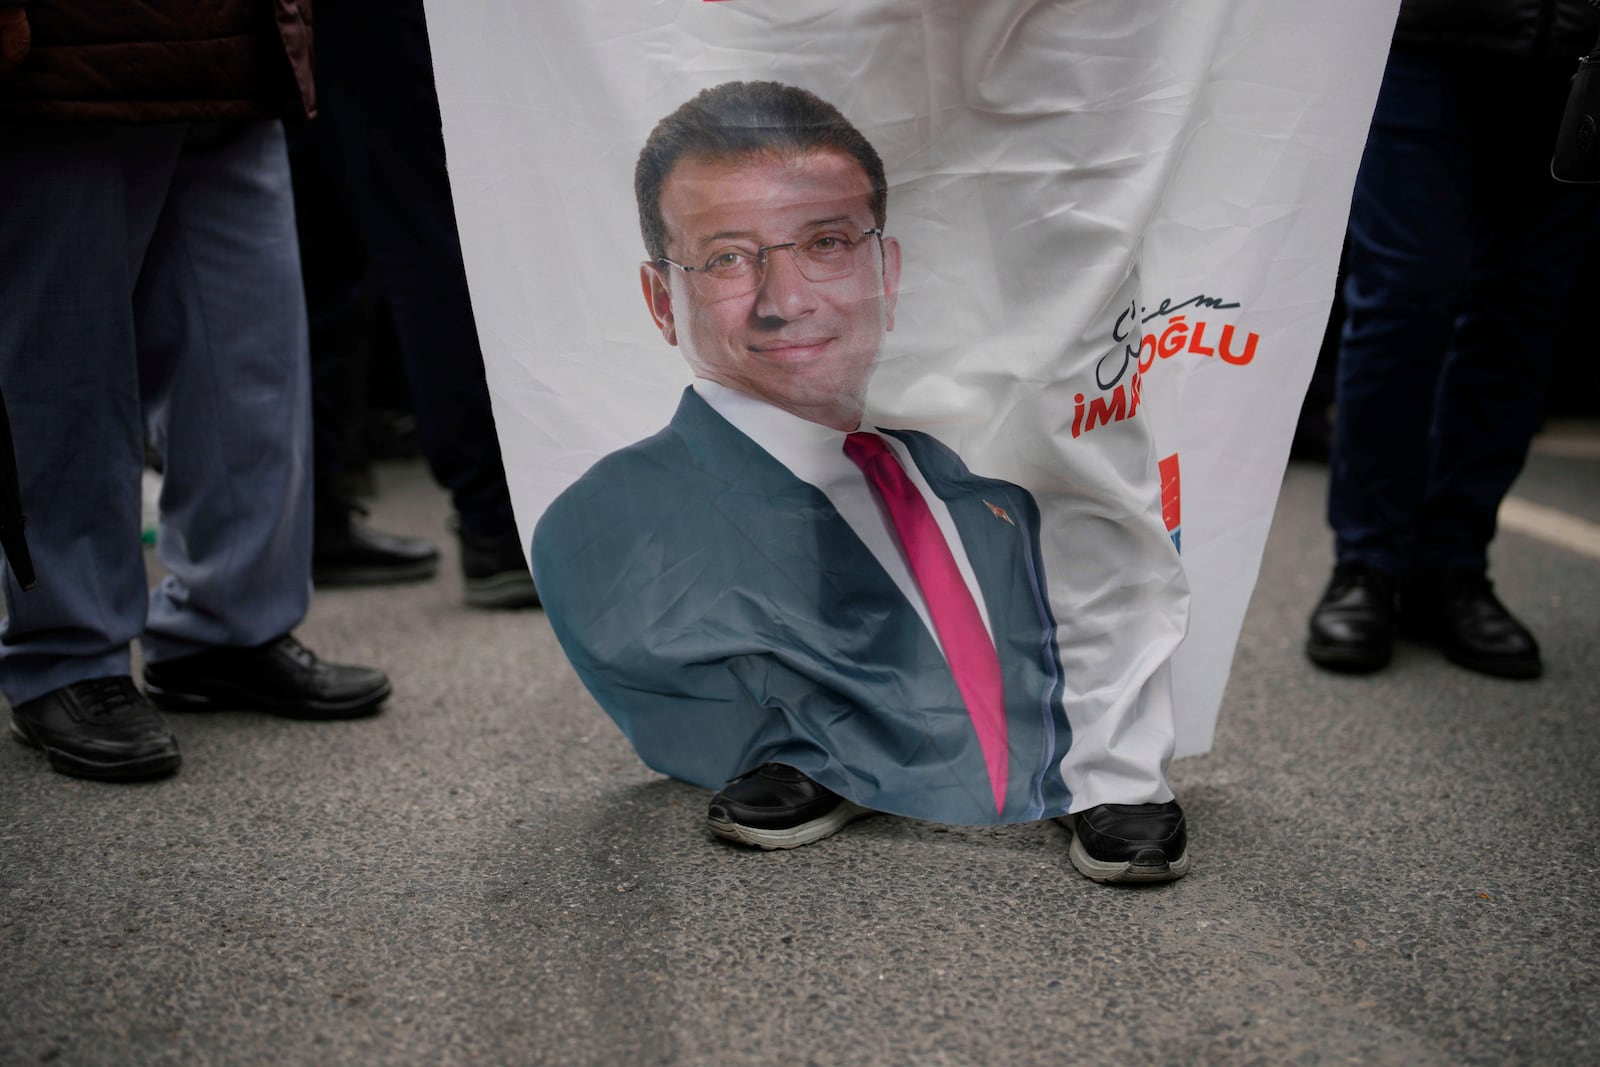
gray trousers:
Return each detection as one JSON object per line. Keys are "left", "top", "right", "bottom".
{"left": 0, "top": 120, "right": 312, "bottom": 706}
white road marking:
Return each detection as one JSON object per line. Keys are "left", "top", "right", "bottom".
{"left": 1499, "top": 497, "right": 1600, "bottom": 561}
{"left": 1528, "top": 422, "right": 1600, "bottom": 461}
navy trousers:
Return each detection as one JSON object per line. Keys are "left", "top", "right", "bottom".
{"left": 0, "top": 122, "right": 312, "bottom": 705}
{"left": 1329, "top": 48, "right": 1600, "bottom": 577}
{"left": 305, "top": 0, "right": 519, "bottom": 539}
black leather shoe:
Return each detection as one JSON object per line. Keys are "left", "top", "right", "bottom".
{"left": 313, "top": 503, "right": 440, "bottom": 587}
{"left": 1403, "top": 570, "right": 1542, "bottom": 680}
{"left": 1306, "top": 561, "right": 1397, "bottom": 673}
{"left": 707, "top": 763, "right": 872, "bottom": 850}
{"left": 1061, "top": 801, "right": 1189, "bottom": 884}
{"left": 144, "top": 634, "right": 390, "bottom": 719}
{"left": 10, "top": 677, "right": 181, "bottom": 780}
{"left": 454, "top": 518, "right": 540, "bottom": 609}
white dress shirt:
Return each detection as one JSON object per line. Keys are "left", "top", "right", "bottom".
{"left": 693, "top": 380, "right": 996, "bottom": 655}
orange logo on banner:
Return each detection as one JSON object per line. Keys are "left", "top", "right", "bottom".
{"left": 1071, "top": 371, "right": 1143, "bottom": 439}
{"left": 1133, "top": 294, "right": 1258, "bottom": 373}
{"left": 1073, "top": 295, "right": 1261, "bottom": 441}
{"left": 1137, "top": 316, "right": 1258, "bottom": 372}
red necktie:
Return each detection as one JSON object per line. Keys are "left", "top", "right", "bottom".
{"left": 843, "top": 431, "right": 1008, "bottom": 815}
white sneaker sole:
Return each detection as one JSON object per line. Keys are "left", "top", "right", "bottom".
{"left": 1069, "top": 832, "right": 1190, "bottom": 884}
{"left": 708, "top": 800, "right": 873, "bottom": 850}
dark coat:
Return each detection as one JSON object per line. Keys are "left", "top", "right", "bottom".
{"left": 1395, "top": 0, "right": 1600, "bottom": 63}
{"left": 0, "top": 0, "right": 314, "bottom": 122}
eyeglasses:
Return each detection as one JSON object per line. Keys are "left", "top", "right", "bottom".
{"left": 658, "top": 228, "right": 884, "bottom": 300}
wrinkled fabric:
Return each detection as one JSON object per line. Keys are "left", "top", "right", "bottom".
{"left": 427, "top": 0, "right": 1400, "bottom": 818}
{"left": 534, "top": 389, "right": 1076, "bottom": 825}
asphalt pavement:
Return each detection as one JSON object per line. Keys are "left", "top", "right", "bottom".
{"left": 2, "top": 427, "right": 1597, "bottom": 1066}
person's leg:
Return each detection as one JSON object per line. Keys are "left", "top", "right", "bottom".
{"left": 1416, "top": 71, "right": 1599, "bottom": 576}
{"left": 1290, "top": 238, "right": 1346, "bottom": 464}
{"left": 0, "top": 125, "right": 184, "bottom": 777}
{"left": 136, "top": 121, "right": 315, "bottom": 659}
{"left": 1402, "top": 65, "right": 1600, "bottom": 678}
{"left": 286, "top": 122, "right": 441, "bottom": 587}
{"left": 136, "top": 120, "right": 391, "bottom": 718}
{"left": 0, "top": 125, "right": 183, "bottom": 701}
{"left": 314, "top": 0, "right": 536, "bottom": 607}
{"left": 1308, "top": 49, "right": 1476, "bottom": 672}
{"left": 1328, "top": 49, "right": 1478, "bottom": 576}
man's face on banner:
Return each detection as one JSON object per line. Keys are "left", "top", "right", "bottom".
{"left": 642, "top": 148, "right": 901, "bottom": 431}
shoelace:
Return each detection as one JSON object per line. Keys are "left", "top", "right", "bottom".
{"left": 74, "top": 676, "right": 146, "bottom": 723}
{"left": 272, "top": 635, "right": 318, "bottom": 670}
{"left": 1331, "top": 564, "right": 1393, "bottom": 599}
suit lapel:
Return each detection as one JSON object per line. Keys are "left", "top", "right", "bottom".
{"left": 667, "top": 389, "right": 939, "bottom": 652}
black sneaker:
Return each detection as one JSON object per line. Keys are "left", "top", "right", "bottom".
{"left": 144, "top": 634, "right": 390, "bottom": 719}
{"left": 1403, "top": 570, "right": 1542, "bottom": 680}
{"left": 313, "top": 500, "right": 440, "bottom": 587}
{"left": 1306, "top": 561, "right": 1397, "bottom": 673}
{"left": 707, "top": 763, "right": 872, "bottom": 850}
{"left": 10, "top": 677, "right": 181, "bottom": 780}
{"left": 453, "top": 518, "right": 540, "bottom": 609}
{"left": 1061, "top": 801, "right": 1190, "bottom": 884}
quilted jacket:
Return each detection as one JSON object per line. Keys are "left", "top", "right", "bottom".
{"left": 1395, "top": 0, "right": 1600, "bottom": 63}
{"left": 0, "top": 0, "right": 314, "bottom": 122}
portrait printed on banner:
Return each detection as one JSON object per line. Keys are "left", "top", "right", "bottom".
{"left": 532, "top": 81, "right": 1077, "bottom": 826}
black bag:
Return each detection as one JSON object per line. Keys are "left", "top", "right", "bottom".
{"left": 1553, "top": 35, "right": 1600, "bottom": 182}
{"left": 0, "top": 386, "right": 37, "bottom": 591}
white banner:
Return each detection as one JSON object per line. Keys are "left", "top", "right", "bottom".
{"left": 426, "top": 0, "right": 1397, "bottom": 822}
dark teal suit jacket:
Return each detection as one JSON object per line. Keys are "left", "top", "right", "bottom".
{"left": 532, "top": 388, "right": 1074, "bottom": 824}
